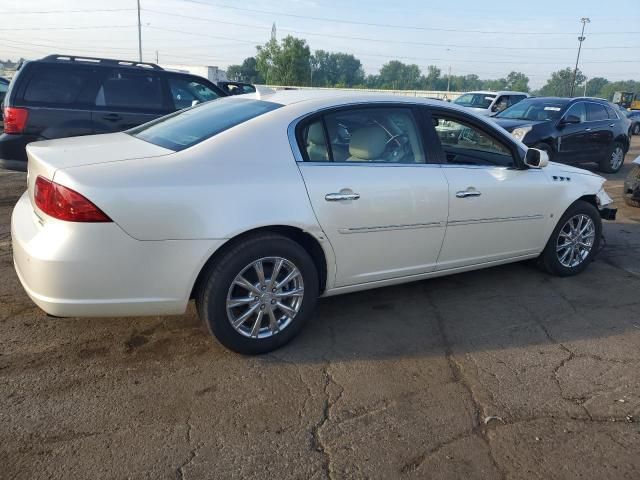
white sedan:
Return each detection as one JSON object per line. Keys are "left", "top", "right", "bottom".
{"left": 12, "top": 91, "right": 615, "bottom": 354}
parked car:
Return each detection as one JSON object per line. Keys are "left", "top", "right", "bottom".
{"left": 452, "top": 90, "right": 529, "bottom": 116}
{"left": 492, "top": 97, "right": 631, "bottom": 173}
{"left": 0, "top": 77, "right": 9, "bottom": 104}
{"left": 0, "top": 55, "right": 226, "bottom": 171}
{"left": 624, "top": 156, "right": 640, "bottom": 207}
{"left": 624, "top": 110, "right": 640, "bottom": 135}
{"left": 0, "top": 77, "right": 9, "bottom": 129}
{"left": 12, "top": 92, "right": 616, "bottom": 354}
{"left": 218, "top": 81, "right": 256, "bottom": 96}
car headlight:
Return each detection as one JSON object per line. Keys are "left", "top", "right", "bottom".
{"left": 511, "top": 126, "right": 532, "bottom": 142}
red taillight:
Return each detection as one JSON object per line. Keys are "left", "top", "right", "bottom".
{"left": 3, "top": 107, "right": 29, "bottom": 134}
{"left": 34, "top": 176, "right": 112, "bottom": 222}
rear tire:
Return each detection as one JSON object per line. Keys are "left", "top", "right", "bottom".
{"left": 196, "top": 233, "right": 319, "bottom": 354}
{"left": 599, "top": 141, "right": 625, "bottom": 173}
{"left": 539, "top": 200, "right": 602, "bottom": 277}
{"left": 633, "top": 124, "right": 640, "bottom": 136}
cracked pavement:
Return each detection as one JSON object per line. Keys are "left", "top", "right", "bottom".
{"left": 1, "top": 139, "right": 640, "bottom": 479}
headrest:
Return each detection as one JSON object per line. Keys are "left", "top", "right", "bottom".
{"left": 307, "top": 122, "right": 325, "bottom": 145}
{"left": 348, "top": 126, "right": 387, "bottom": 160}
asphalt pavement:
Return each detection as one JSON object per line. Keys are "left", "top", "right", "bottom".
{"left": 1, "top": 140, "right": 639, "bottom": 479}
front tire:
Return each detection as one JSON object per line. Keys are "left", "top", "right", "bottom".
{"left": 599, "top": 141, "right": 625, "bottom": 173}
{"left": 196, "top": 233, "right": 319, "bottom": 354}
{"left": 539, "top": 200, "right": 602, "bottom": 277}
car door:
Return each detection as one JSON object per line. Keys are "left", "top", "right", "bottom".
{"left": 91, "top": 68, "right": 171, "bottom": 133}
{"left": 556, "top": 101, "right": 594, "bottom": 163}
{"left": 426, "top": 108, "right": 552, "bottom": 270}
{"left": 296, "top": 105, "right": 449, "bottom": 287}
{"left": 585, "top": 102, "right": 614, "bottom": 159}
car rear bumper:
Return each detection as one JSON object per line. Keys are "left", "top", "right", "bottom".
{"left": 11, "top": 191, "right": 223, "bottom": 317}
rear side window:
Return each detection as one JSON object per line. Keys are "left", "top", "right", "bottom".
{"left": 129, "top": 97, "right": 281, "bottom": 151}
{"left": 95, "top": 70, "right": 165, "bottom": 111}
{"left": 605, "top": 105, "right": 618, "bottom": 119}
{"left": 23, "top": 65, "right": 94, "bottom": 105}
{"left": 586, "top": 103, "right": 608, "bottom": 121}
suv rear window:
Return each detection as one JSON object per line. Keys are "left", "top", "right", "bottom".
{"left": 23, "top": 65, "right": 94, "bottom": 105}
{"left": 129, "top": 97, "right": 281, "bottom": 151}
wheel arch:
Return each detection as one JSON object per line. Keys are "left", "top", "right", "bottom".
{"left": 190, "top": 225, "right": 330, "bottom": 300}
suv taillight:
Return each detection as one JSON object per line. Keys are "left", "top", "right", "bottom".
{"left": 3, "top": 106, "right": 29, "bottom": 134}
{"left": 34, "top": 176, "right": 112, "bottom": 222}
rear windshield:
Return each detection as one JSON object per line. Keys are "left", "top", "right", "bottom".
{"left": 129, "top": 97, "right": 282, "bottom": 151}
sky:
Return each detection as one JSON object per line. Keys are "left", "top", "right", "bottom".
{"left": 1, "top": 0, "right": 639, "bottom": 89}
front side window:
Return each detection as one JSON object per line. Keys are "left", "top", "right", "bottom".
{"left": 130, "top": 97, "right": 281, "bottom": 151}
{"left": 300, "top": 107, "right": 425, "bottom": 164}
{"left": 433, "top": 115, "right": 514, "bottom": 167}
{"left": 95, "top": 70, "right": 165, "bottom": 111}
{"left": 564, "top": 102, "right": 587, "bottom": 122}
{"left": 586, "top": 103, "right": 608, "bottom": 121}
{"left": 168, "top": 76, "right": 220, "bottom": 110}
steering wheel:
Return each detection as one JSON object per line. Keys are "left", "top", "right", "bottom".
{"left": 383, "top": 133, "right": 410, "bottom": 162}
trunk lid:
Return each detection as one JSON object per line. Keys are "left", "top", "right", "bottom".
{"left": 26, "top": 132, "right": 173, "bottom": 209}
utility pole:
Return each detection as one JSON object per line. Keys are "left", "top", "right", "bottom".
{"left": 155, "top": 50, "right": 159, "bottom": 64}
{"left": 137, "top": 0, "right": 143, "bottom": 62}
{"left": 447, "top": 65, "right": 451, "bottom": 93}
{"left": 570, "top": 17, "right": 590, "bottom": 97}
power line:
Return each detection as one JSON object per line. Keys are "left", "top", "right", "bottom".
{"left": 172, "top": 0, "right": 640, "bottom": 36}
{"left": 0, "top": 8, "right": 136, "bottom": 14}
{"left": 0, "top": 25, "right": 136, "bottom": 31}
{"left": 142, "top": 8, "right": 639, "bottom": 51}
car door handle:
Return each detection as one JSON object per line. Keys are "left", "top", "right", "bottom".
{"left": 584, "top": 128, "right": 592, "bottom": 132}
{"left": 456, "top": 190, "right": 482, "bottom": 198}
{"left": 609, "top": 124, "right": 615, "bottom": 127}
{"left": 102, "top": 113, "right": 122, "bottom": 121}
{"left": 325, "top": 192, "right": 360, "bottom": 201}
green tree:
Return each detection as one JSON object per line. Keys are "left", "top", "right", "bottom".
{"left": 505, "top": 71, "right": 530, "bottom": 92}
{"left": 310, "top": 50, "right": 364, "bottom": 87}
{"left": 255, "top": 35, "right": 311, "bottom": 86}
{"left": 538, "top": 67, "right": 586, "bottom": 97}
{"left": 482, "top": 78, "right": 508, "bottom": 91}
{"left": 378, "top": 61, "right": 421, "bottom": 89}
{"left": 421, "top": 65, "right": 442, "bottom": 90}
{"left": 584, "top": 77, "right": 609, "bottom": 97}
{"left": 599, "top": 80, "right": 640, "bottom": 101}
{"left": 226, "top": 57, "right": 264, "bottom": 84}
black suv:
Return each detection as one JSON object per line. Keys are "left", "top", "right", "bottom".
{"left": 491, "top": 97, "right": 631, "bottom": 173}
{"left": 0, "top": 55, "right": 226, "bottom": 171}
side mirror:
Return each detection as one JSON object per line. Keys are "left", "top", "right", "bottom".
{"left": 524, "top": 148, "right": 549, "bottom": 169}
{"left": 560, "top": 114, "right": 581, "bottom": 125}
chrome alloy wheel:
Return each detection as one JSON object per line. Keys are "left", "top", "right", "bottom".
{"left": 226, "top": 257, "right": 304, "bottom": 339}
{"left": 610, "top": 145, "right": 624, "bottom": 170}
{"left": 556, "top": 214, "right": 596, "bottom": 268}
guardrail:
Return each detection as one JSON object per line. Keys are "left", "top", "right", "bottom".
{"left": 262, "top": 85, "right": 463, "bottom": 100}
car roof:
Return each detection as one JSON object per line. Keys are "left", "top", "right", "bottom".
{"left": 460, "top": 90, "right": 529, "bottom": 96}
{"left": 255, "top": 88, "right": 446, "bottom": 108}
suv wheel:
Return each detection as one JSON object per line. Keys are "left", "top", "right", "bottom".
{"left": 539, "top": 200, "right": 602, "bottom": 277}
{"left": 599, "top": 142, "right": 625, "bottom": 173}
{"left": 196, "top": 233, "right": 319, "bottom": 354}
{"left": 624, "top": 165, "right": 640, "bottom": 208}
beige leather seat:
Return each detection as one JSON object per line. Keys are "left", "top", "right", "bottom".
{"left": 306, "top": 123, "right": 329, "bottom": 161}
{"left": 347, "top": 126, "right": 387, "bottom": 162}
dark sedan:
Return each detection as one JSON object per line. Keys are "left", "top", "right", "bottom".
{"left": 492, "top": 97, "right": 630, "bottom": 173}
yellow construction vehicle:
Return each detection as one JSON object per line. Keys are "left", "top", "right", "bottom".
{"left": 613, "top": 91, "right": 640, "bottom": 110}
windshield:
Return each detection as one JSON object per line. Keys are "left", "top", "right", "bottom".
{"left": 453, "top": 93, "right": 496, "bottom": 109}
{"left": 129, "top": 97, "right": 281, "bottom": 151}
{"left": 496, "top": 98, "right": 569, "bottom": 121}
